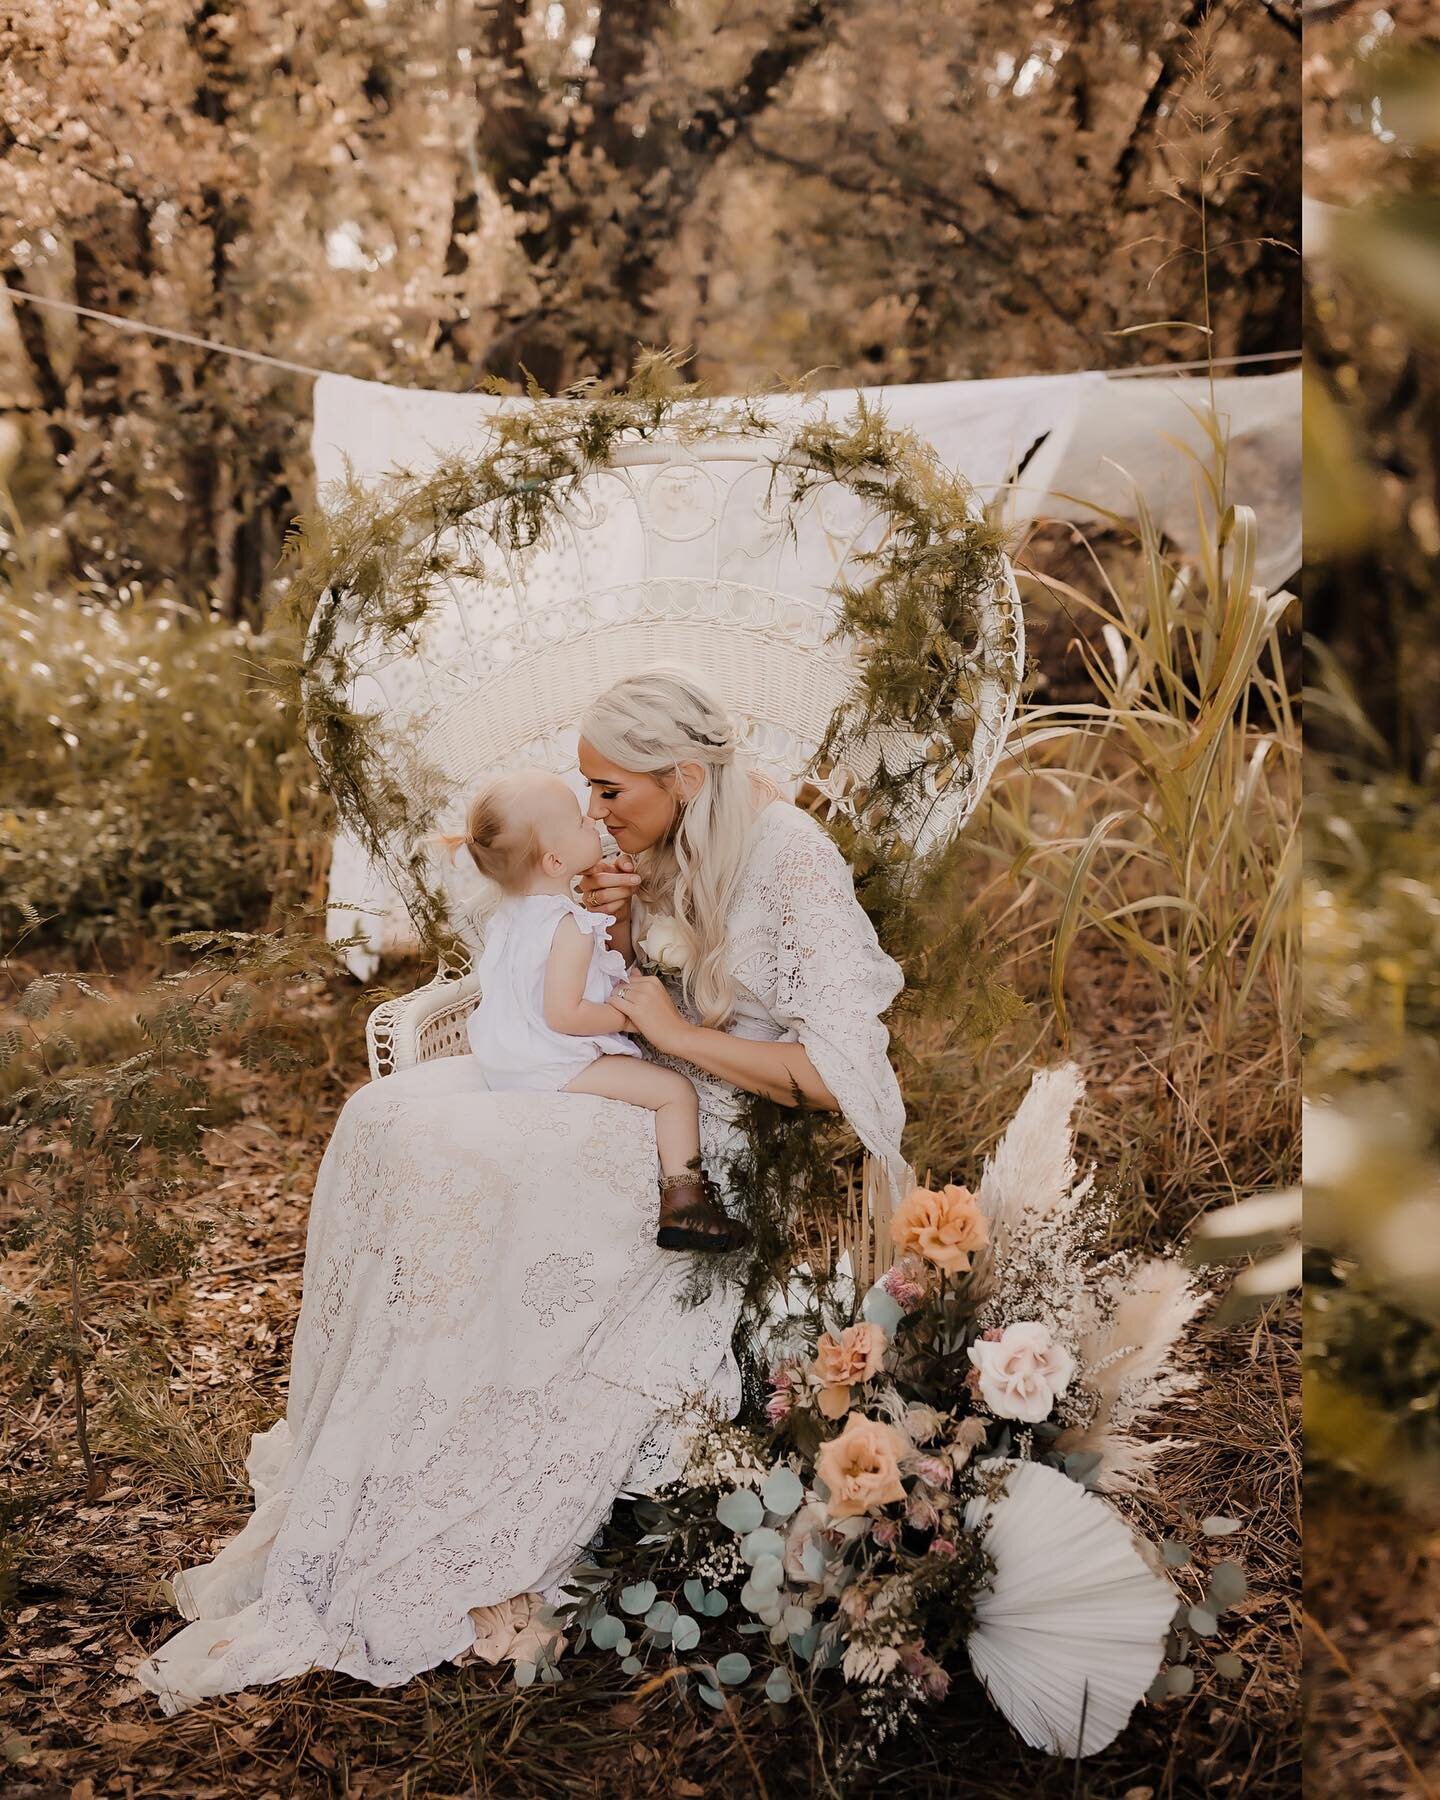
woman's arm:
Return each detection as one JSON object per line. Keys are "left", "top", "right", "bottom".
{"left": 609, "top": 974, "right": 838, "bottom": 1110}
{"left": 543, "top": 916, "right": 629, "bottom": 1038}
{"left": 672, "top": 1020, "right": 840, "bottom": 1111}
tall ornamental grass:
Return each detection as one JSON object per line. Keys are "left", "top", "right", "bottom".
{"left": 971, "top": 482, "right": 1300, "bottom": 1205}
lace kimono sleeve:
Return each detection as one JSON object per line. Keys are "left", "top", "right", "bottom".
{"left": 762, "top": 815, "right": 912, "bottom": 1206}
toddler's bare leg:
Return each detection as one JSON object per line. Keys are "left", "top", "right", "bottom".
{"left": 564, "top": 1058, "right": 746, "bottom": 1255}
{"left": 563, "top": 1057, "right": 701, "bottom": 1180}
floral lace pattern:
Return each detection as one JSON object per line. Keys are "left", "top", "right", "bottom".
{"left": 647, "top": 803, "right": 911, "bottom": 1205}
{"left": 523, "top": 1252, "right": 597, "bottom": 1327}
{"left": 134, "top": 802, "right": 906, "bottom": 1716}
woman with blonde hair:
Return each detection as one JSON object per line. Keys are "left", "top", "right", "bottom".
{"left": 136, "top": 664, "right": 909, "bottom": 1715}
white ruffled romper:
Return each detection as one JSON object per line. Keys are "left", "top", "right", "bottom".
{"left": 467, "top": 893, "right": 641, "bottom": 1092}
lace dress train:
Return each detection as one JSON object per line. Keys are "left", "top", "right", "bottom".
{"left": 134, "top": 1063, "right": 738, "bottom": 1713}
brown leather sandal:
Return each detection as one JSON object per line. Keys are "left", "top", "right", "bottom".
{"left": 656, "top": 1173, "right": 749, "bottom": 1255}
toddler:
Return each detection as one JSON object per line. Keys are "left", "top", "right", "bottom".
{"left": 440, "top": 769, "right": 746, "bottom": 1256}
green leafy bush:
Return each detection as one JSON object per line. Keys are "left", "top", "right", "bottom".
{"left": 0, "top": 590, "right": 330, "bottom": 954}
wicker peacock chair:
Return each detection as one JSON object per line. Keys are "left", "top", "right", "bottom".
{"left": 304, "top": 428, "right": 1023, "bottom": 1086}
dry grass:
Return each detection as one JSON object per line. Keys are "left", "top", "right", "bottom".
{"left": 964, "top": 508, "right": 1300, "bottom": 1217}
{"left": 95, "top": 1378, "right": 278, "bottom": 1505}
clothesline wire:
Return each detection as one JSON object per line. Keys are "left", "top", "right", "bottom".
{"left": 2, "top": 283, "right": 1300, "bottom": 389}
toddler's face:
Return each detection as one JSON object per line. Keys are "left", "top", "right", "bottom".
{"left": 542, "top": 784, "right": 604, "bottom": 877}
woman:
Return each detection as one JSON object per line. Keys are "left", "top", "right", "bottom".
{"left": 135, "top": 666, "right": 908, "bottom": 1714}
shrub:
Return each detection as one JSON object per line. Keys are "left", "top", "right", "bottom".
{"left": 0, "top": 589, "right": 330, "bottom": 956}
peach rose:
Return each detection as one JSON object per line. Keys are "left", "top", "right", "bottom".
{"left": 810, "top": 1322, "right": 889, "bottom": 1420}
{"left": 892, "top": 1182, "right": 989, "bottom": 1273}
{"left": 815, "top": 1413, "right": 909, "bottom": 1522}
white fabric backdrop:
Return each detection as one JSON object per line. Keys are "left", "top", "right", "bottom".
{"left": 310, "top": 367, "right": 1299, "bottom": 976}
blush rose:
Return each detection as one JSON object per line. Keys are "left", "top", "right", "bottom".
{"left": 966, "top": 1320, "right": 1077, "bottom": 1424}
{"left": 809, "top": 1322, "right": 889, "bottom": 1420}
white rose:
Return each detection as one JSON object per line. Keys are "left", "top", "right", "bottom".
{"left": 638, "top": 914, "right": 690, "bottom": 974}
{"left": 967, "top": 1322, "right": 1076, "bottom": 1425}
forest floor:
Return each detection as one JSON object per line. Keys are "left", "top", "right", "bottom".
{"left": 1305, "top": 1496, "right": 1440, "bottom": 1797}
{"left": 1, "top": 919, "right": 1300, "bottom": 1799}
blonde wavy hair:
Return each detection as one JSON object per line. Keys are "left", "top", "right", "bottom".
{"left": 580, "top": 666, "right": 776, "bottom": 1029}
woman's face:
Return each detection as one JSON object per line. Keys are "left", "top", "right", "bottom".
{"left": 576, "top": 737, "right": 679, "bottom": 854}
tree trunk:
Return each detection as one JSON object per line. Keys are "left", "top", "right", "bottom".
{"left": 2, "top": 273, "right": 75, "bottom": 459}
{"left": 471, "top": 0, "right": 841, "bottom": 388}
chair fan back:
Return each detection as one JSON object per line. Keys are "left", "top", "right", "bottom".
{"left": 309, "top": 430, "right": 1022, "bottom": 952}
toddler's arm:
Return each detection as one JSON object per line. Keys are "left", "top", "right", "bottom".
{"left": 543, "top": 915, "right": 629, "bottom": 1038}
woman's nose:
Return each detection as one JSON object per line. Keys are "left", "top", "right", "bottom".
{"left": 586, "top": 793, "right": 606, "bottom": 820}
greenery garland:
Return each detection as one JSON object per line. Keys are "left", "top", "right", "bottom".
{"left": 286, "top": 347, "right": 1024, "bottom": 1321}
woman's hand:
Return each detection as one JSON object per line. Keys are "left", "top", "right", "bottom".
{"left": 612, "top": 972, "right": 840, "bottom": 1111}
{"left": 610, "top": 972, "right": 689, "bottom": 1057}
{"left": 576, "top": 854, "right": 641, "bottom": 924}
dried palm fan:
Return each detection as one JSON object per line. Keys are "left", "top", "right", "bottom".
{"left": 964, "top": 1459, "right": 1176, "bottom": 1758}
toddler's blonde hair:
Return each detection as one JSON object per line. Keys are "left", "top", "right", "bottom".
{"left": 433, "top": 769, "right": 560, "bottom": 894}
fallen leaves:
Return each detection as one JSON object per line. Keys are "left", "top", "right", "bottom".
{"left": 0, "top": 1013, "right": 351, "bottom": 1792}
{"left": 95, "top": 1720, "right": 151, "bottom": 1746}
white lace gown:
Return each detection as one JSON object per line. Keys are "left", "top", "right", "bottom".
{"left": 134, "top": 801, "right": 908, "bottom": 1715}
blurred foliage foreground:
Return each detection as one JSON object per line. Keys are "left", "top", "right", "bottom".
{"left": 1304, "top": 9, "right": 1440, "bottom": 1509}
{"left": 0, "top": 526, "right": 331, "bottom": 957}
{"left": 1305, "top": 757, "right": 1440, "bottom": 1498}
{"left": 0, "top": 534, "right": 344, "bottom": 1500}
